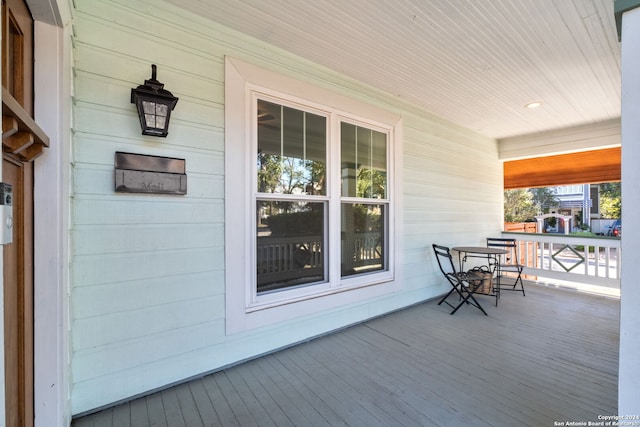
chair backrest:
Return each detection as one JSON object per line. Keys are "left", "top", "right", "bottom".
{"left": 486, "top": 237, "right": 519, "bottom": 263}
{"left": 433, "top": 244, "right": 457, "bottom": 276}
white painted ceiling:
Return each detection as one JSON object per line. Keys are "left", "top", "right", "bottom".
{"left": 168, "top": 0, "right": 621, "bottom": 140}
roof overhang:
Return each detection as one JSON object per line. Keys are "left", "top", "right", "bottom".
{"left": 504, "top": 147, "right": 621, "bottom": 189}
{"left": 167, "top": 0, "right": 621, "bottom": 141}
{"left": 615, "top": 0, "right": 640, "bottom": 40}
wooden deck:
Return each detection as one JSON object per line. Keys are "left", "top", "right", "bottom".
{"left": 72, "top": 283, "right": 619, "bottom": 426}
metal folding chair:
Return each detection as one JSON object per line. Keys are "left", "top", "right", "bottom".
{"left": 433, "top": 244, "right": 488, "bottom": 315}
{"left": 486, "top": 237, "right": 525, "bottom": 296}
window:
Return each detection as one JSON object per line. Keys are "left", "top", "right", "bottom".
{"left": 340, "top": 122, "right": 388, "bottom": 278}
{"left": 225, "top": 58, "right": 402, "bottom": 332}
{"left": 256, "top": 99, "right": 328, "bottom": 294}
{"left": 254, "top": 96, "right": 391, "bottom": 300}
{"left": 590, "top": 185, "right": 600, "bottom": 215}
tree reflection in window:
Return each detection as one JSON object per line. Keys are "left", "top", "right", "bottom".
{"left": 340, "top": 122, "right": 388, "bottom": 278}
{"left": 256, "top": 100, "right": 327, "bottom": 294}
{"left": 257, "top": 100, "right": 326, "bottom": 195}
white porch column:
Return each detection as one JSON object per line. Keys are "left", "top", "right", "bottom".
{"left": 30, "top": 2, "right": 73, "bottom": 426}
{"left": 617, "top": 0, "right": 640, "bottom": 417}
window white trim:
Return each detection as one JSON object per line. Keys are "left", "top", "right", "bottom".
{"left": 225, "top": 57, "right": 403, "bottom": 334}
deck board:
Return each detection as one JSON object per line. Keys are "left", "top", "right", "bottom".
{"left": 200, "top": 375, "right": 241, "bottom": 426}
{"left": 128, "top": 398, "right": 148, "bottom": 427}
{"left": 263, "top": 353, "right": 335, "bottom": 426}
{"left": 244, "top": 358, "right": 311, "bottom": 426}
{"left": 234, "top": 362, "right": 295, "bottom": 427}
{"left": 160, "top": 388, "right": 186, "bottom": 427}
{"left": 174, "top": 383, "right": 204, "bottom": 427}
{"left": 187, "top": 379, "right": 222, "bottom": 426}
{"left": 145, "top": 393, "right": 167, "bottom": 427}
{"left": 72, "top": 283, "right": 619, "bottom": 426}
{"left": 111, "top": 402, "right": 130, "bottom": 427}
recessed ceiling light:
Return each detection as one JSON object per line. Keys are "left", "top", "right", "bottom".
{"left": 525, "top": 101, "right": 543, "bottom": 109}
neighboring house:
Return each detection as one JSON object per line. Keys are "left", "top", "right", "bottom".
{"left": 546, "top": 184, "right": 599, "bottom": 230}
{"left": 1, "top": 1, "right": 640, "bottom": 426}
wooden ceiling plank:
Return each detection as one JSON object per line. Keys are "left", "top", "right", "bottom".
{"left": 504, "top": 147, "right": 621, "bottom": 189}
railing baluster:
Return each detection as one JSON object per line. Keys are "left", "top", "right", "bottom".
{"left": 583, "top": 245, "right": 588, "bottom": 277}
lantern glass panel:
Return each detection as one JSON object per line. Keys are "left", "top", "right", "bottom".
{"left": 143, "top": 100, "right": 156, "bottom": 115}
{"left": 156, "top": 116, "right": 166, "bottom": 129}
{"left": 144, "top": 114, "right": 156, "bottom": 128}
{"left": 157, "top": 104, "right": 168, "bottom": 117}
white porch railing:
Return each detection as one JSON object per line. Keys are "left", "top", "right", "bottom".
{"left": 501, "top": 232, "right": 621, "bottom": 289}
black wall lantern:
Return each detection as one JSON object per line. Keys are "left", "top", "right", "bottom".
{"left": 130, "top": 64, "right": 179, "bottom": 137}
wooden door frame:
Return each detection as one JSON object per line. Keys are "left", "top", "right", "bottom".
{"left": 2, "top": 0, "right": 49, "bottom": 427}
{"left": 2, "top": 153, "right": 34, "bottom": 427}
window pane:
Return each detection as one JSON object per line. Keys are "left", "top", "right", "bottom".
{"left": 341, "top": 123, "right": 357, "bottom": 197}
{"left": 341, "top": 203, "right": 386, "bottom": 277}
{"left": 257, "top": 200, "right": 325, "bottom": 293}
{"left": 257, "top": 100, "right": 326, "bottom": 195}
{"left": 341, "top": 122, "right": 387, "bottom": 199}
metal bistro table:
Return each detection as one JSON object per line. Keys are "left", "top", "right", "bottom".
{"left": 452, "top": 246, "right": 508, "bottom": 306}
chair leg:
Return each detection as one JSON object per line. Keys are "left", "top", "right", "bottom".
{"left": 449, "top": 288, "right": 488, "bottom": 316}
{"left": 500, "top": 270, "right": 526, "bottom": 296}
{"left": 437, "top": 285, "right": 463, "bottom": 306}
{"left": 514, "top": 271, "right": 525, "bottom": 296}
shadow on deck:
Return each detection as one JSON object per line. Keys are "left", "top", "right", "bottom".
{"left": 73, "top": 282, "right": 619, "bottom": 426}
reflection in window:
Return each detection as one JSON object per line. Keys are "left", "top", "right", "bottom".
{"left": 341, "top": 203, "right": 386, "bottom": 277}
{"left": 256, "top": 200, "right": 326, "bottom": 294}
{"left": 257, "top": 100, "right": 326, "bottom": 195}
{"left": 254, "top": 99, "right": 391, "bottom": 296}
{"left": 341, "top": 122, "right": 388, "bottom": 279}
{"left": 341, "top": 122, "right": 387, "bottom": 199}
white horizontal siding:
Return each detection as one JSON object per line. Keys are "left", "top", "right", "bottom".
{"left": 73, "top": 197, "right": 223, "bottom": 225}
{"left": 400, "top": 111, "right": 502, "bottom": 295}
{"left": 72, "top": 247, "right": 223, "bottom": 287}
{"left": 72, "top": 318, "right": 225, "bottom": 382}
{"left": 72, "top": 224, "right": 223, "bottom": 255}
{"left": 71, "top": 0, "right": 228, "bottom": 414}
{"left": 70, "top": 0, "right": 503, "bottom": 414}
{"left": 71, "top": 271, "right": 224, "bottom": 319}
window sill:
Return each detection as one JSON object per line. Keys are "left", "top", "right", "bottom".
{"left": 246, "top": 271, "right": 395, "bottom": 313}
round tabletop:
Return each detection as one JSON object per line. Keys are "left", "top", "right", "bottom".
{"left": 452, "top": 246, "right": 508, "bottom": 255}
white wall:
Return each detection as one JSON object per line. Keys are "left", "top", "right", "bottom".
{"left": 69, "top": 0, "right": 503, "bottom": 415}
{"left": 619, "top": 6, "right": 640, "bottom": 417}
